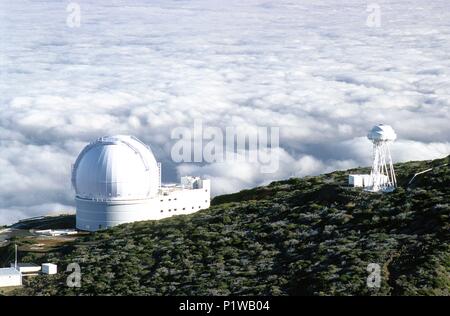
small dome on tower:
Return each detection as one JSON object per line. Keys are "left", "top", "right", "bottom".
{"left": 72, "top": 135, "right": 159, "bottom": 200}
{"left": 367, "top": 124, "right": 397, "bottom": 142}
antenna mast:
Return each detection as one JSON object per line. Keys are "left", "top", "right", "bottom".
{"left": 15, "top": 244, "right": 18, "bottom": 270}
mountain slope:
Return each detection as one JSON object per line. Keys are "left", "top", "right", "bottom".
{"left": 12, "top": 155, "right": 450, "bottom": 295}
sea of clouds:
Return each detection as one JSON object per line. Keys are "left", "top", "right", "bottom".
{"left": 0, "top": 0, "right": 449, "bottom": 225}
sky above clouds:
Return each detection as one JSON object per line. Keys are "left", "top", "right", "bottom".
{"left": 0, "top": 0, "right": 449, "bottom": 224}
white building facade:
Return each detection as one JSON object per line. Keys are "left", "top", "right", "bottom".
{"left": 72, "top": 135, "right": 210, "bottom": 232}
{"left": 9, "top": 263, "right": 41, "bottom": 275}
{"left": 348, "top": 174, "right": 371, "bottom": 188}
{"left": 0, "top": 268, "right": 22, "bottom": 287}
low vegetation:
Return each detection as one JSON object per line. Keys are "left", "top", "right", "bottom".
{"left": 5, "top": 156, "right": 450, "bottom": 295}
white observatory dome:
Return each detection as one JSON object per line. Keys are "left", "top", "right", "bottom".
{"left": 367, "top": 124, "right": 397, "bottom": 142}
{"left": 72, "top": 135, "right": 160, "bottom": 200}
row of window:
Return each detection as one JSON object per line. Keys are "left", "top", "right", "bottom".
{"left": 161, "top": 197, "right": 178, "bottom": 202}
{"left": 160, "top": 205, "right": 206, "bottom": 213}
{"left": 82, "top": 189, "right": 208, "bottom": 200}
{"left": 160, "top": 191, "right": 208, "bottom": 203}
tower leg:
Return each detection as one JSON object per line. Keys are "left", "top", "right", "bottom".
{"left": 366, "top": 141, "right": 396, "bottom": 193}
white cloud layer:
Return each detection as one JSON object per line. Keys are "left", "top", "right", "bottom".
{"left": 0, "top": 0, "right": 449, "bottom": 224}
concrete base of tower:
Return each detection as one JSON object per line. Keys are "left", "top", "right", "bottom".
{"left": 364, "top": 185, "right": 396, "bottom": 193}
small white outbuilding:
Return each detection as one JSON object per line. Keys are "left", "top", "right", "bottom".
{"left": 0, "top": 268, "right": 22, "bottom": 287}
{"left": 42, "top": 263, "right": 57, "bottom": 275}
{"left": 348, "top": 174, "right": 371, "bottom": 188}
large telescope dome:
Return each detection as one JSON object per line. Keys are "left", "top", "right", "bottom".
{"left": 367, "top": 124, "right": 397, "bottom": 142}
{"left": 72, "top": 135, "right": 159, "bottom": 200}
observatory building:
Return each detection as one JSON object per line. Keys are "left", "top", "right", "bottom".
{"left": 349, "top": 124, "right": 397, "bottom": 193}
{"left": 72, "top": 135, "right": 210, "bottom": 231}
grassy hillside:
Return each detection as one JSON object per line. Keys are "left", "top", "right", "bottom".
{"left": 9, "top": 155, "right": 450, "bottom": 295}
